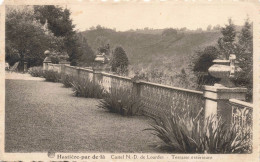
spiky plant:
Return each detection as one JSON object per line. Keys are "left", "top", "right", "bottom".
{"left": 28, "top": 66, "right": 44, "bottom": 77}
{"left": 98, "top": 87, "right": 141, "bottom": 116}
{"left": 71, "top": 77, "right": 104, "bottom": 99}
{"left": 43, "top": 70, "right": 61, "bottom": 82}
{"left": 145, "top": 108, "right": 251, "bottom": 153}
{"left": 61, "top": 74, "right": 73, "bottom": 88}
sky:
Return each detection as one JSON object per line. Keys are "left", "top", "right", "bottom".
{"left": 67, "top": 2, "right": 256, "bottom": 31}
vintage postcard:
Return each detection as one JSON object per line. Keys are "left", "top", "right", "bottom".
{"left": 0, "top": 0, "right": 259, "bottom": 161}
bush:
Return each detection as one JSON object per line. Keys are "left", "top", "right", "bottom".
{"left": 71, "top": 77, "right": 104, "bottom": 98}
{"left": 191, "top": 46, "right": 220, "bottom": 87}
{"left": 28, "top": 66, "right": 44, "bottom": 77}
{"left": 145, "top": 109, "right": 251, "bottom": 153}
{"left": 43, "top": 70, "right": 61, "bottom": 82}
{"left": 61, "top": 74, "right": 73, "bottom": 88}
{"left": 98, "top": 88, "right": 141, "bottom": 116}
{"left": 111, "top": 46, "right": 129, "bottom": 74}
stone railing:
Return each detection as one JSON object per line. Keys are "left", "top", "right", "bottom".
{"left": 230, "top": 99, "right": 253, "bottom": 144}
{"left": 43, "top": 59, "right": 253, "bottom": 139}
{"left": 43, "top": 63, "right": 205, "bottom": 118}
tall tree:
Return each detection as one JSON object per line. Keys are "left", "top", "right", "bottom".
{"left": 217, "top": 18, "right": 237, "bottom": 59}
{"left": 76, "top": 33, "right": 95, "bottom": 66}
{"left": 34, "top": 6, "right": 79, "bottom": 65}
{"left": 6, "top": 6, "right": 62, "bottom": 68}
{"left": 111, "top": 47, "right": 129, "bottom": 74}
{"left": 235, "top": 19, "right": 253, "bottom": 101}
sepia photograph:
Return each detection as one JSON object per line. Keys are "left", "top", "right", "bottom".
{"left": 1, "top": 0, "right": 259, "bottom": 161}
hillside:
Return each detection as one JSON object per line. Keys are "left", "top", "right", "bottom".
{"left": 79, "top": 29, "right": 221, "bottom": 72}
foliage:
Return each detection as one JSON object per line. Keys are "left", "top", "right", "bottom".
{"left": 145, "top": 109, "right": 251, "bottom": 153}
{"left": 82, "top": 26, "right": 221, "bottom": 87}
{"left": 235, "top": 19, "right": 253, "bottom": 101}
{"left": 34, "top": 5, "right": 75, "bottom": 37}
{"left": 98, "top": 88, "right": 141, "bottom": 116}
{"left": 71, "top": 77, "right": 104, "bottom": 98}
{"left": 34, "top": 5, "right": 82, "bottom": 66}
{"left": 128, "top": 66, "right": 198, "bottom": 90}
{"left": 111, "top": 47, "right": 129, "bottom": 74}
{"left": 191, "top": 46, "right": 220, "bottom": 87}
{"left": 5, "top": 6, "right": 62, "bottom": 70}
{"left": 162, "top": 28, "right": 178, "bottom": 37}
{"left": 189, "top": 19, "right": 253, "bottom": 100}
{"left": 28, "top": 66, "right": 44, "bottom": 77}
{"left": 43, "top": 70, "right": 61, "bottom": 82}
{"left": 61, "top": 74, "right": 73, "bottom": 88}
{"left": 217, "top": 18, "right": 237, "bottom": 59}
{"left": 77, "top": 33, "right": 95, "bottom": 66}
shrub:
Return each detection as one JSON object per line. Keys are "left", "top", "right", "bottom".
{"left": 71, "top": 77, "right": 104, "bottom": 98}
{"left": 43, "top": 70, "right": 61, "bottom": 82}
{"left": 98, "top": 88, "right": 141, "bottom": 116}
{"left": 190, "top": 46, "right": 220, "bottom": 87}
{"left": 111, "top": 46, "right": 129, "bottom": 74}
{"left": 145, "top": 109, "right": 251, "bottom": 153}
{"left": 61, "top": 74, "right": 73, "bottom": 88}
{"left": 28, "top": 66, "right": 44, "bottom": 77}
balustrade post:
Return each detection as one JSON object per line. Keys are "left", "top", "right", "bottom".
{"left": 43, "top": 50, "right": 51, "bottom": 72}
{"left": 132, "top": 77, "right": 141, "bottom": 98}
{"left": 23, "top": 61, "right": 28, "bottom": 73}
{"left": 93, "top": 67, "right": 103, "bottom": 85}
{"left": 76, "top": 67, "right": 81, "bottom": 80}
{"left": 203, "top": 54, "right": 247, "bottom": 128}
{"left": 59, "top": 61, "right": 70, "bottom": 80}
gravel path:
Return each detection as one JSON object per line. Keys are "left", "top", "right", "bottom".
{"left": 5, "top": 74, "right": 163, "bottom": 153}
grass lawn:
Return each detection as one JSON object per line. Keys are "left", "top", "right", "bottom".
{"left": 5, "top": 78, "right": 164, "bottom": 153}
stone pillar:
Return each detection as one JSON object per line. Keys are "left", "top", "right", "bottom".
{"left": 59, "top": 61, "right": 70, "bottom": 80}
{"left": 203, "top": 54, "right": 247, "bottom": 127}
{"left": 131, "top": 76, "right": 141, "bottom": 98}
{"left": 43, "top": 60, "right": 51, "bottom": 71}
{"left": 43, "top": 50, "right": 52, "bottom": 71}
{"left": 76, "top": 67, "right": 81, "bottom": 80}
{"left": 23, "top": 61, "right": 28, "bottom": 73}
{"left": 203, "top": 86, "right": 247, "bottom": 126}
{"left": 93, "top": 67, "right": 103, "bottom": 85}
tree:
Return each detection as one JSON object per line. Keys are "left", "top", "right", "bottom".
{"left": 192, "top": 46, "right": 219, "bottom": 72}
{"left": 77, "top": 33, "right": 95, "bottom": 65}
{"left": 5, "top": 6, "right": 62, "bottom": 69}
{"left": 217, "top": 18, "right": 237, "bottom": 59}
{"left": 162, "top": 28, "right": 178, "bottom": 37}
{"left": 212, "top": 24, "right": 221, "bottom": 31}
{"left": 235, "top": 19, "right": 253, "bottom": 101}
{"left": 111, "top": 47, "right": 129, "bottom": 74}
{"left": 34, "top": 5, "right": 75, "bottom": 37}
{"left": 34, "top": 6, "right": 79, "bottom": 65}
{"left": 207, "top": 25, "right": 212, "bottom": 31}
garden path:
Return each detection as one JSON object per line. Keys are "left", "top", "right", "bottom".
{"left": 5, "top": 73, "right": 162, "bottom": 153}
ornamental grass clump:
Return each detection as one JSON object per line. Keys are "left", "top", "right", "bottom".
{"left": 98, "top": 87, "right": 141, "bottom": 116}
{"left": 145, "top": 108, "right": 251, "bottom": 153}
{"left": 71, "top": 77, "right": 104, "bottom": 99}
{"left": 28, "top": 66, "right": 44, "bottom": 77}
{"left": 61, "top": 74, "right": 73, "bottom": 88}
{"left": 43, "top": 70, "right": 61, "bottom": 82}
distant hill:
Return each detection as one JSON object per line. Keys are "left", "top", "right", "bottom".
{"left": 79, "top": 28, "right": 221, "bottom": 71}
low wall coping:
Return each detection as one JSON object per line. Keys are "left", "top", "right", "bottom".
{"left": 101, "top": 72, "right": 132, "bottom": 81}
{"left": 229, "top": 99, "right": 253, "bottom": 108}
{"left": 140, "top": 80, "right": 203, "bottom": 95}
{"left": 203, "top": 85, "right": 247, "bottom": 92}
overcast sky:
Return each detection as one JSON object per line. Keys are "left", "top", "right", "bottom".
{"left": 67, "top": 2, "right": 255, "bottom": 31}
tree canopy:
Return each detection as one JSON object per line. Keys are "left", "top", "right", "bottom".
{"left": 5, "top": 6, "right": 62, "bottom": 68}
